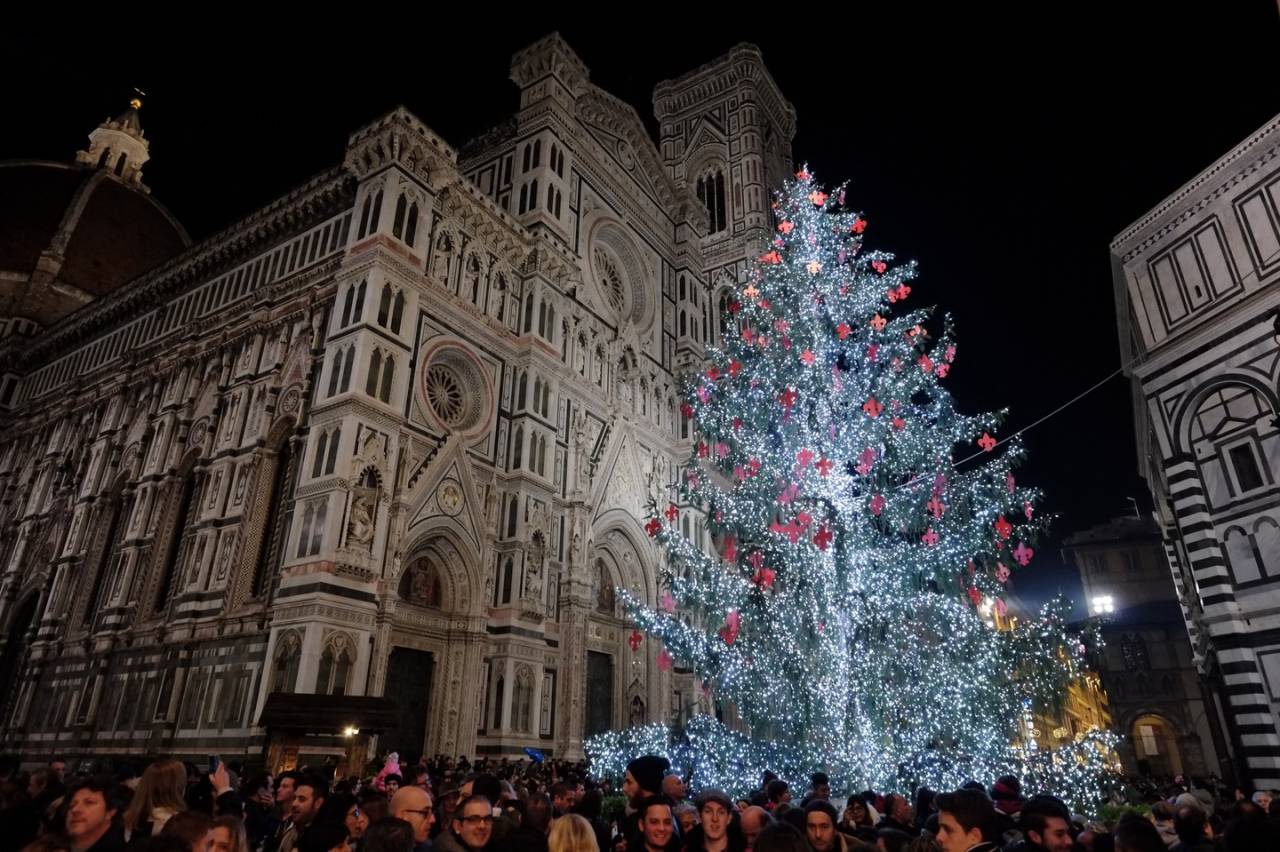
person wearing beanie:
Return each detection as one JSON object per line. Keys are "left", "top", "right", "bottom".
{"left": 684, "top": 791, "right": 746, "bottom": 852}
{"left": 625, "top": 757, "right": 671, "bottom": 805}
{"left": 989, "top": 776, "right": 1023, "bottom": 841}
{"left": 621, "top": 757, "right": 671, "bottom": 852}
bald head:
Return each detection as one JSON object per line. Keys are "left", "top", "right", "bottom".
{"left": 741, "top": 806, "right": 773, "bottom": 847}
{"left": 391, "top": 786, "right": 435, "bottom": 842}
{"left": 662, "top": 775, "right": 686, "bottom": 801}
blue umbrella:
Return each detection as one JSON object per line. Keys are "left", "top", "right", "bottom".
{"left": 524, "top": 747, "right": 545, "bottom": 763}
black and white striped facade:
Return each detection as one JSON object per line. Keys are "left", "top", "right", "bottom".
{"left": 0, "top": 35, "right": 795, "bottom": 766}
{"left": 1111, "top": 113, "right": 1280, "bottom": 789}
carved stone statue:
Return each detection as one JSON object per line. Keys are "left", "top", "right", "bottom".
{"left": 347, "top": 490, "right": 376, "bottom": 549}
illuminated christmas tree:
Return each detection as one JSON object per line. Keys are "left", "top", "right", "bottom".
{"left": 586, "top": 171, "right": 1117, "bottom": 810}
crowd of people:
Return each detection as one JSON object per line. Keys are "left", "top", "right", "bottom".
{"left": 0, "top": 753, "right": 1277, "bottom": 852}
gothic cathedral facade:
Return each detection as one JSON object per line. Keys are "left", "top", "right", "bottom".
{"left": 0, "top": 35, "right": 795, "bottom": 766}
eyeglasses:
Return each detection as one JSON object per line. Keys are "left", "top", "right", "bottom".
{"left": 461, "top": 815, "right": 495, "bottom": 825}
{"left": 404, "top": 809, "right": 434, "bottom": 817}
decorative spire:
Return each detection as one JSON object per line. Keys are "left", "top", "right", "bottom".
{"left": 74, "top": 89, "right": 152, "bottom": 191}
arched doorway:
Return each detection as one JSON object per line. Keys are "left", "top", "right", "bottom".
{"left": 1133, "top": 713, "right": 1183, "bottom": 777}
{"left": 583, "top": 519, "right": 657, "bottom": 741}
{"left": 0, "top": 594, "right": 39, "bottom": 723}
{"left": 383, "top": 525, "right": 485, "bottom": 759}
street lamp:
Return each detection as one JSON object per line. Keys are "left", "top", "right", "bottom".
{"left": 1090, "top": 595, "right": 1115, "bottom": 616}
{"left": 343, "top": 726, "right": 359, "bottom": 737}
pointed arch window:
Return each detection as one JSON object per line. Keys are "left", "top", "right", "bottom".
{"left": 405, "top": 203, "right": 420, "bottom": 247}
{"left": 271, "top": 632, "right": 301, "bottom": 693}
{"left": 392, "top": 194, "right": 408, "bottom": 239}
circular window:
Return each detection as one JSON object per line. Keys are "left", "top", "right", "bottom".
{"left": 589, "top": 223, "right": 652, "bottom": 330}
{"left": 418, "top": 344, "right": 492, "bottom": 435}
{"left": 594, "top": 247, "right": 626, "bottom": 315}
{"left": 426, "top": 364, "right": 465, "bottom": 426}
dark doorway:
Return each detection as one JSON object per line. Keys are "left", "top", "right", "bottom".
{"left": 384, "top": 647, "right": 434, "bottom": 762}
{"left": 586, "top": 650, "right": 613, "bottom": 737}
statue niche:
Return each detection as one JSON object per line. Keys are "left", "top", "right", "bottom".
{"left": 398, "top": 555, "right": 443, "bottom": 608}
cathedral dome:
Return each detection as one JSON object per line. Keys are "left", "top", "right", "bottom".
{"left": 0, "top": 100, "right": 190, "bottom": 336}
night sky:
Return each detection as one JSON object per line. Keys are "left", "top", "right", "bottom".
{"left": 4, "top": 8, "right": 1278, "bottom": 615}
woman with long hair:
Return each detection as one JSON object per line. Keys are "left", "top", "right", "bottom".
{"left": 549, "top": 814, "right": 599, "bottom": 852}
{"left": 123, "top": 760, "right": 188, "bottom": 840}
{"left": 210, "top": 816, "right": 250, "bottom": 852}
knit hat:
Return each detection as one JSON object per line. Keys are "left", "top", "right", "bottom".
{"left": 991, "top": 775, "right": 1022, "bottom": 802}
{"left": 696, "top": 789, "right": 734, "bottom": 811}
{"left": 627, "top": 755, "right": 671, "bottom": 795}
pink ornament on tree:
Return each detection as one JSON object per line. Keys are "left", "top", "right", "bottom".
{"left": 719, "top": 610, "right": 741, "bottom": 646}
{"left": 814, "top": 525, "right": 833, "bottom": 550}
{"left": 661, "top": 592, "right": 676, "bottom": 613}
{"left": 858, "top": 447, "right": 877, "bottom": 476}
{"left": 1013, "top": 542, "right": 1035, "bottom": 566}
{"left": 978, "top": 432, "right": 997, "bottom": 452}
{"left": 922, "top": 527, "right": 939, "bottom": 546}
{"left": 657, "top": 650, "right": 673, "bottom": 671}
{"left": 935, "top": 362, "right": 950, "bottom": 378}
{"left": 870, "top": 494, "right": 886, "bottom": 516}
{"left": 753, "top": 566, "right": 776, "bottom": 591}
{"left": 995, "top": 515, "right": 1013, "bottom": 540}
{"left": 995, "top": 563, "right": 1010, "bottom": 584}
